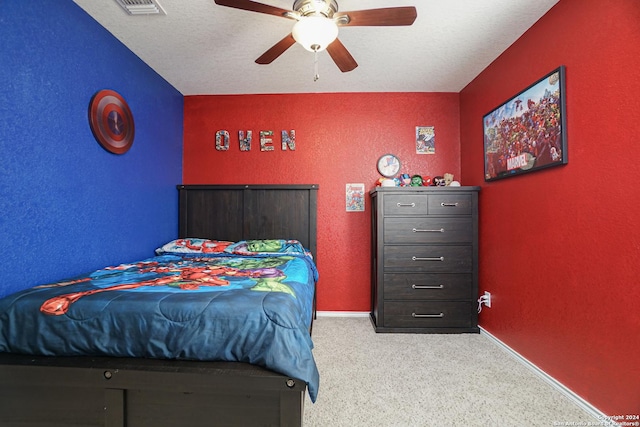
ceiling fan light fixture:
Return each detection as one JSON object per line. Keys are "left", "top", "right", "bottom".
{"left": 292, "top": 15, "right": 339, "bottom": 52}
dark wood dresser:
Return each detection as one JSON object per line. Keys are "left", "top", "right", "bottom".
{"left": 370, "top": 186, "right": 480, "bottom": 333}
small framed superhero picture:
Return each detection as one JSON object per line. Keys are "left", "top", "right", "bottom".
{"left": 346, "top": 183, "right": 365, "bottom": 212}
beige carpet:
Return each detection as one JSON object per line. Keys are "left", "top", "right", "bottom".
{"left": 303, "top": 317, "right": 596, "bottom": 427}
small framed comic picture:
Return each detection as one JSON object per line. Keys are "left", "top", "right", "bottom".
{"left": 416, "top": 126, "right": 435, "bottom": 154}
{"left": 346, "top": 183, "right": 365, "bottom": 212}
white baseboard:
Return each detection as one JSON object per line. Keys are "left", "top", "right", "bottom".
{"left": 316, "top": 311, "right": 369, "bottom": 318}
{"left": 479, "top": 326, "right": 613, "bottom": 424}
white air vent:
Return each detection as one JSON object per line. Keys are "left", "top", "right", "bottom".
{"left": 115, "top": 0, "right": 166, "bottom": 15}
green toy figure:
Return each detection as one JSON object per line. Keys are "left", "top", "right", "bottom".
{"left": 410, "top": 175, "right": 423, "bottom": 186}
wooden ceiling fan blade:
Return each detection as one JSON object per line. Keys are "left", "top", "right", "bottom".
{"left": 335, "top": 7, "right": 417, "bottom": 26}
{"left": 255, "top": 34, "right": 296, "bottom": 64}
{"left": 214, "top": 0, "right": 295, "bottom": 19}
{"left": 326, "top": 38, "right": 358, "bottom": 72}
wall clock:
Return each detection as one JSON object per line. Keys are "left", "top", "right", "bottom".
{"left": 88, "top": 89, "right": 135, "bottom": 154}
{"left": 377, "top": 154, "right": 401, "bottom": 178}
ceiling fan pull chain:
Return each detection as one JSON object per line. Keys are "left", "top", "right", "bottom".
{"left": 313, "top": 48, "right": 320, "bottom": 82}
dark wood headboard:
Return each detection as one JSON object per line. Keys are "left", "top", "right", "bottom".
{"left": 177, "top": 185, "right": 319, "bottom": 258}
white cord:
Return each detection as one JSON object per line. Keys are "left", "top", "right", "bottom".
{"left": 477, "top": 295, "right": 489, "bottom": 313}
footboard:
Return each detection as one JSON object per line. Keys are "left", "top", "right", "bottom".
{"left": 0, "top": 354, "right": 305, "bottom": 427}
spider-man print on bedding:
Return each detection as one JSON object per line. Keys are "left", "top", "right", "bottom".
{"left": 0, "top": 247, "right": 320, "bottom": 401}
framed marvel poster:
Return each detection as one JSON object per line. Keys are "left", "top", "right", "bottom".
{"left": 483, "top": 66, "right": 567, "bottom": 181}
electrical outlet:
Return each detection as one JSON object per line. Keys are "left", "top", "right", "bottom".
{"left": 484, "top": 291, "right": 491, "bottom": 308}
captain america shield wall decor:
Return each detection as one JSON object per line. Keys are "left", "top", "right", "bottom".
{"left": 88, "top": 89, "right": 135, "bottom": 154}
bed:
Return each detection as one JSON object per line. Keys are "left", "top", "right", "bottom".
{"left": 0, "top": 184, "right": 319, "bottom": 427}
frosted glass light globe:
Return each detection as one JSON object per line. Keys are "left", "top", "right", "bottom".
{"left": 292, "top": 15, "right": 339, "bottom": 52}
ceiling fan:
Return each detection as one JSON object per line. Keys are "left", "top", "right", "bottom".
{"left": 213, "top": 0, "right": 417, "bottom": 73}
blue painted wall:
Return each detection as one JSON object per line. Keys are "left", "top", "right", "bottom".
{"left": 0, "top": 1, "right": 184, "bottom": 297}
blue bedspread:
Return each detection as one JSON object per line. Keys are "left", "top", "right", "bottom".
{"left": 0, "top": 248, "right": 319, "bottom": 401}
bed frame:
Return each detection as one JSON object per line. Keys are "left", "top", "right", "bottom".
{"left": 0, "top": 184, "right": 319, "bottom": 427}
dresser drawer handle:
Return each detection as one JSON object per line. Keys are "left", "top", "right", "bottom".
{"left": 412, "top": 312, "right": 444, "bottom": 318}
{"left": 412, "top": 284, "right": 444, "bottom": 289}
{"left": 440, "top": 202, "right": 459, "bottom": 207}
{"left": 413, "top": 228, "right": 444, "bottom": 233}
{"left": 412, "top": 256, "right": 444, "bottom": 262}
{"left": 397, "top": 202, "right": 416, "bottom": 208}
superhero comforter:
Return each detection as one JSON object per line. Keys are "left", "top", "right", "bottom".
{"left": 0, "top": 239, "right": 319, "bottom": 401}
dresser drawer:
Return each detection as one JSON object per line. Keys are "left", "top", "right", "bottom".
{"left": 428, "top": 193, "right": 473, "bottom": 215}
{"left": 384, "top": 273, "right": 472, "bottom": 300}
{"left": 383, "top": 301, "right": 473, "bottom": 328}
{"left": 383, "top": 194, "right": 428, "bottom": 216}
{"left": 384, "top": 217, "right": 473, "bottom": 244}
{"left": 383, "top": 245, "right": 472, "bottom": 272}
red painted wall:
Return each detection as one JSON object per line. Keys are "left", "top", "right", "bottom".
{"left": 460, "top": 0, "right": 640, "bottom": 416}
{"left": 184, "top": 93, "right": 460, "bottom": 311}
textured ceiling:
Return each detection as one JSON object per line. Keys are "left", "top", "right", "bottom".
{"left": 72, "top": 0, "right": 558, "bottom": 95}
